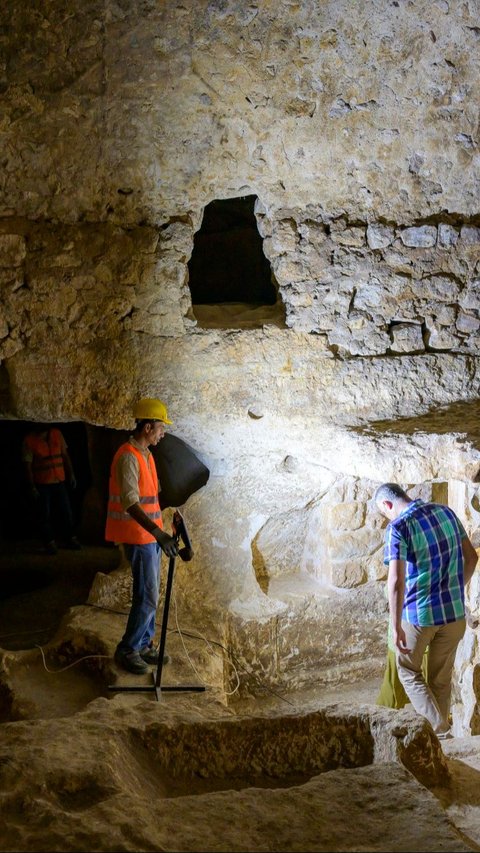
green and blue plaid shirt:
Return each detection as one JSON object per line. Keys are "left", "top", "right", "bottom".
{"left": 384, "top": 499, "right": 467, "bottom": 626}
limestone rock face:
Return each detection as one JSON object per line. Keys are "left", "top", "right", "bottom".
{"left": 1, "top": 0, "right": 479, "bottom": 681}
{"left": 259, "top": 210, "right": 480, "bottom": 356}
{"left": 1, "top": 0, "right": 479, "bottom": 223}
{"left": 0, "top": 695, "right": 462, "bottom": 853}
{"left": 1, "top": 4, "right": 480, "bottom": 847}
{"left": 0, "top": 1, "right": 479, "bottom": 415}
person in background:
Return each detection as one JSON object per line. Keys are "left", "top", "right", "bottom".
{"left": 375, "top": 482, "right": 478, "bottom": 738}
{"left": 377, "top": 622, "right": 428, "bottom": 709}
{"left": 23, "top": 424, "right": 81, "bottom": 555}
{"left": 105, "top": 397, "right": 178, "bottom": 675}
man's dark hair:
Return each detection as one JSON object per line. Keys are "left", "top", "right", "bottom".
{"left": 374, "top": 483, "right": 410, "bottom": 503}
{"left": 134, "top": 418, "right": 161, "bottom": 431}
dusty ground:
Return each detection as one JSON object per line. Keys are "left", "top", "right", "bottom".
{"left": 0, "top": 539, "right": 120, "bottom": 651}
{"left": 2, "top": 542, "right": 480, "bottom": 852}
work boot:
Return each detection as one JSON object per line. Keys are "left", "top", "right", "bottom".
{"left": 45, "top": 540, "right": 58, "bottom": 555}
{"left": 66, "top": 536, "right": 81, "bottom": 550}
{"left": 437, "top": 729, "right": 453, "bottom": 740}
{"left": 139, "top": 643, "right": 170, "bottom": 665}
{"left": 114, "top": 647, "right": 149, "bottom": 675}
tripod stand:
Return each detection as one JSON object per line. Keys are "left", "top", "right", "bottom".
{"left": 109, "top": 510, "right": 206, "bottom": 701}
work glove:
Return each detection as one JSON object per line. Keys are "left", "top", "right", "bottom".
{"left": 178, "top": 545, "right": 194, "bottom": 562}
{"left": 30, "top": 485, "right": 39, "bottom": 500}
{"left": 70, "top": 476, "right": 77, "bottom": 490}
{"left": 153, "top": 528, "right": 178, "bottom": 558}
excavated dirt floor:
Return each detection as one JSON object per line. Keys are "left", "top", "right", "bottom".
{"left": 2, "top": 540, "right": 480, "bottom": 852}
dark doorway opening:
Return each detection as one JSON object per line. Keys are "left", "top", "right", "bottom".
{"left": 0, "top": 419, "right": 120, "bottom": 650}
{"left": 0, "top": 419, "right": 91, "bottom": 544}
{"left": 187, "top": 195, "right": 285, "bottom": 329}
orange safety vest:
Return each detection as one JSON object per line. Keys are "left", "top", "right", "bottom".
{"left": 24, "top": 428, "right": 66, "bottom": 484}
{"left": 105, "top": 442, "right": 163, "bottom": 545}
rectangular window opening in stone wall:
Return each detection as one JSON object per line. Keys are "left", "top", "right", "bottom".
{"left": 187, "top": 195, "right": 285, "bottom": 329}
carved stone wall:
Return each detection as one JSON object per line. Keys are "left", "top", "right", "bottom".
{"left": 2, "top": 0, "right": 479, "bottom": 223}
{"left": 1, "top": 0, "right": 480, "bottom": 705}
{"left": 259, "top": 210, "right": 480, "bottom": 355}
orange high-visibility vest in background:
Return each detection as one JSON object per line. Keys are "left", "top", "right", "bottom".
{"left": 24, "top": 428, "right": 66, "bottom": 484}
{"left": 105, "top": 442, "right": 163, "bottom": 545}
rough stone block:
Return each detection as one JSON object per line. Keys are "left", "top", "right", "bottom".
{"left": 332, "top": 226, "right": 366, "bottom": 247}
{"left": 460, "top": 226, "right": 480, "bottom": 244}
{"left": 400, "top": 226, "right": 437, "bottom": 248}
{"left": 0, "top": 234, "right": 26, "bottom": 268}
{"left": 323, "top": 501, "right": 366, "bottom": 530}
{"left": 456, "top": 312, "right": 480, "bottom": 334}
{"left": 381, "top": 248, "right": 415, "bottom": 276}
{"left": 368, "top": 546, "right": 388, "bottom": 581}
{"left": 274, "top": 254, "right": 309, "bottom": 283}
{"left": 460, "top": 281, "right": 480, "bottom": 311}
{"left": 433, "top": 304, "right": 457, "bottom": 325}
{"left": 131, "top": 308, "right": 185, "bottom": 337}
{"left": 425, "top": 322, "right": 460, "bottom": 349}
{"left": 297, "top": 220, "right": 328, "bottom": 249}
{"left": 327, "top": 527, "right": 384, "bottom": 563}
{"left": 438, "top": 223, "right": 459, "bottom": 247}
{"left": 328, "top": 323, "right": 390, "bottom": 356}
{"left": 329, "top": 559, "right": 366, "bottom": 587}
{"left": 389, "top": 323, "right": 424, "bottom": 353}
{"left": 270, "top": 219, "right": 298, "bottom": 253}
{"left": 0, "top": 313, "right": 9, "bottom": 340}
{"left": 366, "top": 224, "right": 394, "bottom": 249}
{"left": 412, "top": 275, "right": 460, "bottom": 302}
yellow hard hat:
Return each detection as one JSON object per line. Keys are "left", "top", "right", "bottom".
{"left": 133, "top": 397, "right": 172, "bottom": 424}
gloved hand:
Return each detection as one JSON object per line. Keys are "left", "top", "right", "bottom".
{"left": 153, "top": 528, "right": 178, "bottom": 558}
{"left": 178, "top": 545, "right": 194, "bottom": 562}
{"left": 30, "top": 485, "right": 39, "bottom": 500}
{"left": 70, "top": 476, "right": 77, "bottom": 490}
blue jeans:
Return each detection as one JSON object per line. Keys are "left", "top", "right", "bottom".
{"left": 36, "top": 482, "right": 74, "bottom": 545}
{"left": 118, "top": 542, "right": 162, "bottom": 653}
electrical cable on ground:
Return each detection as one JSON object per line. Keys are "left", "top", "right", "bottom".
{"left": 35, "top": 644, "right": 111, "bottom": 673}
{"left": 168, "top": 625, "right": 295, "bottom": 707}
{"left": 86, "top": 603, "right": 129, "bottom": 616}
{"left": 1, "top": 601, "right": 295, "bottom": 707}
{"left": 168, "top": 592, "right": 294, "bottom": 706}
{"left": 170, "top": 591, "right": 241, "bottom": 697}
{"left": 87, "top": 600, "right": 294, "bottom": 705}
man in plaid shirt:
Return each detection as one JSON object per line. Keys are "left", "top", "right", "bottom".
{"left": 375, "top": 482, "right": 478, "bottom": 738}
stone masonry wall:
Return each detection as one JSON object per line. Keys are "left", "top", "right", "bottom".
{"left": 259, "top": 207, "right": 480, "bottom": 355}
{"left": 0, "top": 218, "right": 194, "bottom": 365}
{"left": 1, "top": 211, "right": 479, "bottom": 374}
{"left": 1, "top": 0, "right": 480, "bottom": 698}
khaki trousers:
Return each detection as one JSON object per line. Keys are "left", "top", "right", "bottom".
{"left": 397, "top": 618, "right": 466, "bottom": 734}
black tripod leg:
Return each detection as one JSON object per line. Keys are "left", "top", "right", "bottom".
{"left": 154, "top": 553, "right": 176, "bottom": 698}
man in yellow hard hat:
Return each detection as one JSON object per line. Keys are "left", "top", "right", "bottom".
{"left": 105, "top": 397, "right": 178, "bottom": 675}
